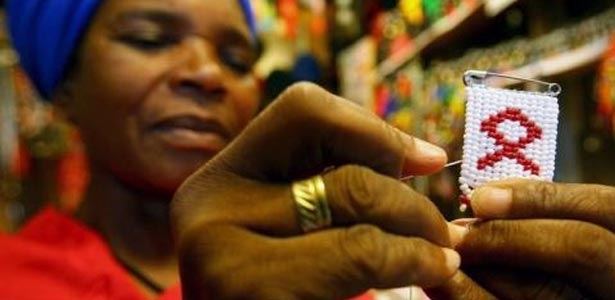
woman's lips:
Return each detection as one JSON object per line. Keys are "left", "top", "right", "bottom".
{"left": 150, "top": 116, "right": 231, "bottom": 153}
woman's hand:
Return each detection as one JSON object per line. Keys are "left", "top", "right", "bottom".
{"left": 171, "top": 83, "right": 460, "bottom": 300}
{"left": 428, "top": 180, "right": 615, "bottom": 300}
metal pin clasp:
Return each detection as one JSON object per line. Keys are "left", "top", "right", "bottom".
{"left": 463, "top": 70, "right": 562, "bottom": 96}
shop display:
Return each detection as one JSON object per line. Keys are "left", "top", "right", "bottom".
{"left": 374, "top": 9, "right": 412, "bottom": 62}
{"left": 254, "top": 0, "right": 331, "bottom": 81}
{"left": 347, "top": 1, "right": 615, "bottom": 207}
{"left": 376, "top": 0, "right": 481, "bottom": 78}
{"left": 253, "top": 0, "right": 278, "bottom": 34}
{"left": 372, "top": 61, "right": 424, "bottom": 133}
{"left": 338, "top": 37, "right": 377, "bottom": 108}
{"left": 278, "top": 0, "right": 299, "bottom": 39}
{"left": 375, "top": 0, "right": 474, "bottom": 62}
{"left": 415, "top": 7, "right": 615, "bottom": 152}
{"left": 458, "top": 71, "right": 560, "bottom": 211}
{"left": 427, "top": 8, "right": 615, "bottom": 87}
{"left": 423, "top": 0, "right": 444, "bottom": 23}
{"left": 399, "top": 0, "right": 424, "bottom": 27}
{"left": 597, "top": 34, "right": 615, "bottom": 138}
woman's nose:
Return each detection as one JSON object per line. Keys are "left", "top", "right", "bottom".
{"left": 170, "top": 38, "right": 225, "bottom": 100}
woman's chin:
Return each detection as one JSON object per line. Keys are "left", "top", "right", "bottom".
{"left": 129, "top": 154, "right": 214, "bottom": 196}
{"left": 130, "top": 174, "right": 192, "bottom": 198}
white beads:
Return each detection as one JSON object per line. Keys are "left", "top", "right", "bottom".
{"left": 459, "top": 85, "right": 559, "bottom": 210}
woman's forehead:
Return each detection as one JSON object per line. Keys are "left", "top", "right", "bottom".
{"left": 96, "top": 0, "right": 251, "bottom": 34}
{"left": 99, "top": 0, "right": 245, "bottom": 21}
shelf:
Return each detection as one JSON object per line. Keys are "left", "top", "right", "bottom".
{"left": 491, "top": 36, "right": 609, "bottom": 87}
{"left": 376, "top": 0, "right": 519, "bottom": 80}
{"left": 485, "top": 0, "right": 518, "bottom": 16}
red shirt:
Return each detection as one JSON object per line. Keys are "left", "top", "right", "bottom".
{"left": 0, "top": 208, "right": 373, "bottom": 300}
{"left": 0, "top": 208, "right": 180, "bottom": 300}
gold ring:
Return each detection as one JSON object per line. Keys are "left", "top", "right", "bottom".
{"left": 292, "top": 175, "right": 331, "bottom": 232}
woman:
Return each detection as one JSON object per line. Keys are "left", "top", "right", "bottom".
{"left": 1, "top": 0, "right": 262, "bottom": 298}
{"left": 4, "top": 0, "right": 614, "bottom": 299}
{"left": 0, "top": 0, "right": 458, "bottom": 299}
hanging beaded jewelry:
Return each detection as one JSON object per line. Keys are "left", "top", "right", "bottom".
{"left": 458, "top": 71, "right": 561, "bottom": 211}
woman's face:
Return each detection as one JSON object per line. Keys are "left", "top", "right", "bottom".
{"left": 61, "top": 0, "right": 260, "bottom": 194}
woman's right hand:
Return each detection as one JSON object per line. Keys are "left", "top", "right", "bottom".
{"left": 171, "top": 83, "right": 460, "bottom": 300}
{"left": 428, "top": 180, "right": 615, "bottom": 300}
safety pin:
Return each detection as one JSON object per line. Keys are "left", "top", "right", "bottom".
{"left": 463, "top": 70, "right": 562, "bottom": 96}
{"left": 399, "top": 160, "right": 462, "bottom": 182}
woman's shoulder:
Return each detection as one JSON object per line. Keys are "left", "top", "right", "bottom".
{"left": 0, "top": 206, "right": 117, "bottom": 268}
{"left": 0, "top": 207, "right": 149, "bottom": 299}
{"left": 0, "top": 208, "right": 84, "bottom": 298}
{"left": 1, "top": 207, "right": 93, "bottom": 247}
{"left": 0, "top": 207, "right": 99, "bottom": 277}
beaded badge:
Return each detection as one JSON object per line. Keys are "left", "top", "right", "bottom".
{"left": 458, "top": 71, "right": 561, "bottom": 211}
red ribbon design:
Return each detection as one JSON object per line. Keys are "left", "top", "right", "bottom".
{"left": 477, "top": 107, "right": 542, "bottom": 175}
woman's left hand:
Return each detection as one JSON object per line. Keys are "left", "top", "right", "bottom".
{"left": 170, "top": 83, "right": 458, "bottom": 300}
{"left": 428, "top": 180, "right": 615, "bottom": 300}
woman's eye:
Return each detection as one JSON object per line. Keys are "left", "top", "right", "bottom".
{"left": 219, "top": 47, "right": 253, "bottom": 74}
{"left": 120, "top": 32, "right": 178, "bottom": 51}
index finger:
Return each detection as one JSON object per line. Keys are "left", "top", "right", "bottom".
{"left": 214, "top": 82, "right": 447, "bottom": 181}
{"left": 471, "top": 180, "right": 615, "bottom": 231}
{"left": 427, "top": 268, "right": 589, "bottom": 300}
{"left": 426, "top": 271, "right": 496, "bottom": 300}
{"left": 175, "top": 165, "right": 452, "bottom": 245}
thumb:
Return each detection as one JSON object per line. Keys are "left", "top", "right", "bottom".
{"left": 211, "top": 82, "right": 447, "bottom": 182}
{"left": 471, "top": 180, "right": 615, "bottom": 231}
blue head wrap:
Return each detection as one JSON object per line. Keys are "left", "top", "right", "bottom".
{"left": 239, "top": 0, "right": 257, "bottom": 41}
{"left": 7, "top": 0, "right": 257, "bottom": 100}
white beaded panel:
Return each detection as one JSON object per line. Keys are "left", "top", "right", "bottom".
{"left": 459, "top": 85, "right": 559, "bottom": 208}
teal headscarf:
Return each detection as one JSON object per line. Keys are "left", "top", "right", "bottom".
{"left": 7, "top": 0, "right": 257, "bottom": 100}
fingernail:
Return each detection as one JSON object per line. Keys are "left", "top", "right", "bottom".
{"left": 442, "top": 248, "right": 461, "bottom": 273}
{"left": 447, "top": 223, "right": 468, "bottom": 248}
{"left": 451, "top": 218, "right": 479, "bottom": 227}
{"left": 413, "top": 138, "right": 447, "bottom": 160}
{"left": 472, "top": 187, "right": 512, "bottom": 217}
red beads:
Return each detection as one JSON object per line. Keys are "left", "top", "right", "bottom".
{"left": 459, "top": 194, "right": 471, "bottom": 208}
{"left": 478, "top": 107, "right": 543, "bottom": 175}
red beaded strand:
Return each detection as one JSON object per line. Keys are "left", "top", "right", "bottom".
{"left": 477, "top": 107, "right": 543, "bottom": 175}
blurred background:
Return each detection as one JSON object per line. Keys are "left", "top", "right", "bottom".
{"left": 1, "top": 0, "right": 615, "bottom": 232}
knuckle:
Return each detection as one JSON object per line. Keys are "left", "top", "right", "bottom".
{"left": 563, "top": 223, "right": 615, "bottom": 273}
{"left": 274, "top": 82, "right": 327, "bottom": 112}
{"left": 530, "top": 278, "right": 585, "bottom": 300}
{"left": 471, "top": 221, "right": 516, "bottom": 251}
{"left": 601, "top": 185, "right": 615, "bottom": 201}
{"left": 200, "top": 270, "right": 243, "bottom": 299}
{"left": 335, "top": 165, "right": 381, "bottom": 218}
{"left": 562, "top": 184, "right": 605, "bottom": 212}
{"left": 591, "top": 185, "right": 615, "bottom": 227}
{"left": 278, "top": 82, "right": 317, "bottom": 99}
{"left": 269, "top": 82, "right": 339, "bottom": 128}
{"left": 179, "top": 244, "right": 244, "bottom": 298}
{"left": 179, "top": 227, "right": 284, "bottom": 300}
{"left": 527, "top": 183, "right": 615, "bottom": 230}
{"left": 338, "top": 225, "right": 388, "bottom": 278}
{"left": 379, "top": 126, "right": 406, "bottom": 169}
{"left": 531, "top": 182, "right": 560, "bottom": 210}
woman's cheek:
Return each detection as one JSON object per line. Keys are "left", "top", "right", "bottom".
{"left": 234, "top": 78, "right": 261, "bottom": 127}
